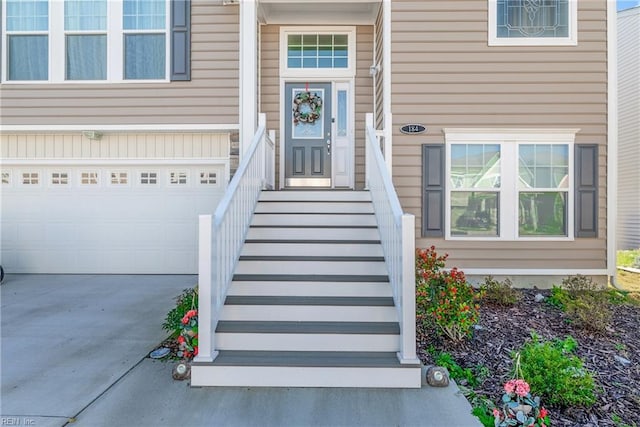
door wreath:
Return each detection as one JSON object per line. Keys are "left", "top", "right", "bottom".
{"left": 293, "top": 91, "right": 322, "bottom": 124}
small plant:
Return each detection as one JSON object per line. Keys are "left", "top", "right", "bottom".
{"left": 416, "top": 246, "right": 482, "bottom": 342}
{"left": 546, "top": 285, "right": 569, "bottom": 309}
{"left": 163, "top": 287, "right": 198, "bottom": 337}
{"left": 493, "top": 378, "right": 550, "bottom": 427}
{"left": 480, "top": 275, "right": 520, "bottom": 306}
{"left": 177, "top": 308, "right": 198, "bottom": 360}
{"left": 434, "top": 351, "right": 485, "bottom": 387}
{"left": 565, "top": 292, "right": 612, "bottom": 332}
{"left": 611, "top": 413, "right": 637, "bottom": 427}
{"left": 518, "top": 334, "right": 596, "bottom": 408}
{"left": 562, "top": 274, "right": 603, "bottom": 293}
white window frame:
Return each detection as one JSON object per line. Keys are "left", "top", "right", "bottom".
{"left": 488, "top": 0, "right": 578, "bottom": 46}
{"left": 1, "top": 0, "right": 170, "bottom": 83}
{"left": 197, "top": 170, "right": 218, "bottom": 186}
{"left": 50, "top": 171, "right": 71, "bottom": 186}
{"left": 139, "top": 170, "right": 159, "bottom": 185}
{"left": 20, "top": 170, "right": 41, "bottom": 186}
{"left": 444, "top": 129, "right": 578, "bottom": 241}
{"left": 168, "top": 170, "right": 188, "bottom": 186}
{"left": 2, "top": 171, "right": 12, "bottom": 186}
{"left": 109, "top": 170, "right": 129, "bottom": 186}
{"left": 280, "top": 27, "right": 357, "bottom": 79}
{"left": 79, "top": 170, "right": 100, "bottom": 186}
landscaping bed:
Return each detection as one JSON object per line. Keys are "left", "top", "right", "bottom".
{"left": 418, "top": 288, "right": 640, "bottom": 427}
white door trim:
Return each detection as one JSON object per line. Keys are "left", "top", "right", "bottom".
{"left": 278, "top": 78, "right": 355, "bottom": 189}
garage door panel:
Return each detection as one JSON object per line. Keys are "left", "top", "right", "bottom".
{"left": 1, "top": 165, "right": 225, "bottom": 274}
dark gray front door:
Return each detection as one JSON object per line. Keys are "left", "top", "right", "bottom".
{"left": 285, "top": 82, "right": 332, "bottom": 187}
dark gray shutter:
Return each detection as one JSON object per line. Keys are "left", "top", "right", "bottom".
{"left": 575, "top": 144, "right": 598, "bottom": 238}
{"left": 422, "top": 144, "right": 445, "bottom": 237}
{"left": 170, "top": 0, "right": 191, "bottom": 81}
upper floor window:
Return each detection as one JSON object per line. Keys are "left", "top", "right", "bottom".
{"left": 488, "top": 0, "right": 577, "bottom": 46}
{"left": 2, "top": 0, "right": 169, "bottom": 83}
{"left": 281, "top": 27, "right": 356, "bottom": 78}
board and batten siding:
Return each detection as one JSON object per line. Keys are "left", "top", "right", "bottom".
{"left": 1, "top": 133, "right": 230, "bottom": 160}
{"left": 390, "top": 0, "right": 608, "bottom": 270}
{"left": 260, "top": 25, "right": 374, "bottom": 189}
{"left": 0, "top": 1, "right": 239, "bottom": 126}
{"left": 617, "top": 7, "right": 640, "bottom": 250}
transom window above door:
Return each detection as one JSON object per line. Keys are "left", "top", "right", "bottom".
{"left": 281, "top": 27, "right": 356, "bottom": 78}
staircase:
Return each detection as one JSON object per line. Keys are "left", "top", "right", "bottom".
{"left": 191, "top": 190, "right": 422, "bottom": 388}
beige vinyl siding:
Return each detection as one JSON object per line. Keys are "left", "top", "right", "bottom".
{"left": 374, "top": 6, "right": 384, "bottom": 129}
{"left": 1, "top": 133, "right": 229, "bottom": 159}
{"left": 0, "top": 1, "right": 239, "bottom": 126}
{"left": 391, "top": 0, "right": 608, "bottom": 270}
{"left": 617, "top": 7, "right": 640, "bottom": 250}
{"left": 260, "top": 25, "right": 373, "bottom": 189}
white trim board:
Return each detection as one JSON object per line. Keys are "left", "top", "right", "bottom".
{"left": 0, "top": 124, "right": 239, "bottom": 133}
{"left": 607, "top": 0, "right": 618, "bottom": 281}
{"left": 461, "top": 269, "right": 610, "bottom": 276}
{"left": 1, "top": 159, "right": 229, "bottom": 166}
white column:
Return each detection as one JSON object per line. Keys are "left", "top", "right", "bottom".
{"left": 382, "top": 0, "right": 393, "bottom": 176}
{"left": 239, "top": 0, "right": 258, "bottom": 158}
{"left": 398, "top": 213, "right": 419, "bottom": 364}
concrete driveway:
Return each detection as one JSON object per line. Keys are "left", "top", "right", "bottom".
{"left": 1, "top": 274, "right": 480, "bottom": 427}
{"left": 0, "top": 274, "right": 195, "bottom": 427}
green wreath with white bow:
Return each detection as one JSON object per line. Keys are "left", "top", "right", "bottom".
{"left": 292, "top": 91, "right": 323, "bottom": 124}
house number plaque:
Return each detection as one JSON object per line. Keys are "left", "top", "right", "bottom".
{"left": 400, "top": 124, "right": 426, "bottom": 134}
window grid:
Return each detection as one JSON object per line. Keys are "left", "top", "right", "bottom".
{"left": 123, "top": 0, "right": 167, "bottom": 80}
{"left": 51, "top": 172, "right": 70, "bottom": 185}
{"left": 140, "top": 172, "right": 158, "bottom": 185}
{"left": 64, "top": 0, "right": 107, "bottom": 81}
{"left": 169, "top": 171, "right": 187, "bottom": 185}
{"left": 80, "top": 171, "right": 99, "bottom": 185}
{"left": 497, "top": 0, "right": 569, "bottom": 38}
{"left": 287, "top": 34, "right": 349, "bottom": 69}
{"left": 199, "top": 171, "right": 217, "bottom": 185}
{"left": 6, "top": 0, "right": 49, "bottom": 81}
{"left": 22, "top": 172, "right": 40, "bottom": 185}
{"left": 110, "top": 171, "right": 128, "bottom": 185}
{"left": 2, "top": 172, "right": 11, "bottom": 185}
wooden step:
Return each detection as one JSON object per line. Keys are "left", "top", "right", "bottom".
{"left": 245, "top": 227, "right": 380, "bottom": 242}
{"left": 255, "top": 201, "right": 374, "bottom": 214}
{"left": 251, "top": 214, "right": 376, "bottom": 227}
{"left": 259, "top": 191, "right": 371, "bottom": 202}
{"left": 226, "top": 281, "right": 393, "bottom": 297}
{"left": 240, "top": 242, "right": 384, "bottom": 258}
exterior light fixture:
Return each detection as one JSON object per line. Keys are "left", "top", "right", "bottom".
{"left": 82, "top": 131, "right": 103, "bottom": 140}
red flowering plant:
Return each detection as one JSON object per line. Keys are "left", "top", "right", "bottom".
{"left": 415, "top": 246, "right": 482, "bottom": 342}
{"left": 177, "top": 309, "right": 198, "bottom": 360}
{"left": 494, "top": 354, "right": 550, "bottom": 427}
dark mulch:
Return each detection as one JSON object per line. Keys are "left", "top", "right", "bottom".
{"left": 418, "top": 289, "right": 640, "bottom": 427}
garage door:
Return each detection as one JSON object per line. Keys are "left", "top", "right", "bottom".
{"left": 0, "top": 164, "right": 225, "bottom": 274}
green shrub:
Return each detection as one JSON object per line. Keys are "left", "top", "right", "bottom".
{"left": 416, "top": 246, "right": 482, "bottom": 342}
{"left": 471, "top": 405, "right": 496, "bottom": 427}
{"left": 518, "top": 334, "right": 596, "bottom": 408}
{"left": 162, "top": 287, "right": 198, "bottom": 337}
{"left": 480, "top": 276, "right": 520, "bottom": 306}
{"left": 562, "top": 274, "right": 603, "bottom": 293}
{"left": 546, "top": 285, "right": 570, "bottom": 310}
{"left": 565, "top": 292, "right": 611, "bottom": 333}
{"left": 433, "top": 351, "right": 488, "bottom": 388}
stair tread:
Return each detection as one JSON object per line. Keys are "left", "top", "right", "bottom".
{"left": 216, "top": 321, "right": 400, "bottom": 334}
{"left": 233, "top": 274, "right": 389, "bottom": 282}
{"left": 200, "top": 351, "right": 417, "bottom": 368}
{"left": 239, "top": 256, "right": 385, "bottom": 262}
{"left": 225, "top": 296, "right": 394, "bottom": 306}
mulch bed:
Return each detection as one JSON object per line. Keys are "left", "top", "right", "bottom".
{"left": 417, "top": 289, "right": 640, "bottom": 427}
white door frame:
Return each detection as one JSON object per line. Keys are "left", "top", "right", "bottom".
{"left": 278, "top": 78, "right": 355, "bottom": 189}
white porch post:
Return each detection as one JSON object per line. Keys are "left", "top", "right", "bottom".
{"left": 365, "top": 113, "right": 373, "bottom": 189}
{"left": 399, "top": 213, "right": 419, "bottom": 364}
{"left": 239, "top": 0, "right": 258, "bottom": 158}
{"left": 383, "top": 0, "right": 393, "bottom": 176}
{"left": 194, "top": 215, "right": 213, "bottom": 363}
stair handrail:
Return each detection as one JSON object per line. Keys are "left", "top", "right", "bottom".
{"left": 365, "top": 113, "right": 419, "bottom": 365}
{"left": 196, "top": 113, "right": 271, "bottom": 363}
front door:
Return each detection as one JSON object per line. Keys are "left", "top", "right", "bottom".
{"left": 284, "top": 82, "right": 332, "bottom": 187}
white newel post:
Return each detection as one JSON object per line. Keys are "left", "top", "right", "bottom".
{"left": 195, "top": 214, "right": 213, "bottom": 363}
{"left": 399, "top": 213, "right": 419, "bottom": 363}
{"left": 268, "top": 129, "right": 276, "bottom": 190}
{"left": 258, "top": 114, "right": 266, "bottom": 189}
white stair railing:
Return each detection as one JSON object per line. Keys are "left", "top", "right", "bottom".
{"left": 365, "top": 113, "right": 419, "bottom": 365}
{"left": 195, "top": 113, "right": 273, "bottom": 362}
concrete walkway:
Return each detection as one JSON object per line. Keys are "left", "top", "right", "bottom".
{"left": 1, "top": 274, "right": 481, "bottom": 427}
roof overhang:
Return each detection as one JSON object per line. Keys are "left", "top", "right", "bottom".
{"left": 257, "top": 0, "right": 381, "bottom": 25}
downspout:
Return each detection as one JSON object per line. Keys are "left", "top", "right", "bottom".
{"left": 607, "top": 0, "right": 619, "bottom": 289}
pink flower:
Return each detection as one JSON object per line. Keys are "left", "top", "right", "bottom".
{"left": 492, "top": 408, "right": 501, "bottom": 417}
{"left": 539, "top": 408, "right": 548, "bottom": 418}
{"left": 514, "top": 379, "right": 530, "bottom": 397}
{"left": 181, "top": 315, "right": 189, "bottom": 324}
{"left": 504, "top": 380, "right": 516, "bottom": 394}
{"left": 186, "top": 309, "right": 197, "bottom": 318}
{"left": 177, "top": 335, "right": 185, "bottom": 344}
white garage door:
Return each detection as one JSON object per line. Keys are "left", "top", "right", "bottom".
{"left": 0, "top": 164, "right": 225, "bottom": 274}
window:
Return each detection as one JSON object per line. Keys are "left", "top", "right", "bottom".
{"left": 110, "top": 171, "right": 128, "bottom": 185}
{"left": 22, "top": 172, "right": 40, "bottom": 185}
{"left": 65, "top": 0, "right": 107, "bottom": 80}
{"left": 281, "top": 27, "right": 356, "bottom": 77}
{"left": 3, "top": 0, "right": 171, "bottom": 82}
{"left": 80, "top": 171, "right": 99, "bottom": 185}
{"left": 443, "top": 130, "right": 577, "bottom": 240}
{"left": 51, "top": 172, "right": 70, "bottom": 185}
{"left": 169, "top": 171, "right": 187, "bottom": 185}
{"left": 488, "top": 0, "right": 577, "bottom": 46}
{"left": 140, "top": 171, "right": 158, "bottom": 185}
{"left": 199, "top": 171, "right": 217, "bottom": 185}
{"left": 2, "top": 171, "right": 11, "bottom": 185}
{"left": 5, "top": 0, "right": 49, "bottom": 81}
